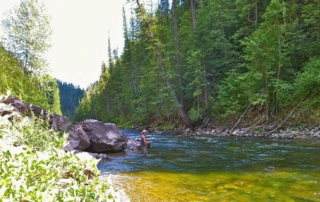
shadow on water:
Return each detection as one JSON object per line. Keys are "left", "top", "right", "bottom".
{"left": 98, "top": 129, "right": 320, "bottom": 201}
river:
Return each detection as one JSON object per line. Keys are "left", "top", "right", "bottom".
{"left": 98, "top": 129, "right": 320, "bottom": 201}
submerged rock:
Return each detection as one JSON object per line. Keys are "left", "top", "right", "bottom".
{"left": 126, "top": 137, "right": 151, "bottom": 150}
{"left": 127, "top": 138, "right": 140, "bottom": 150}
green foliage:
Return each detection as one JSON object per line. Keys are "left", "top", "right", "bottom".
{"left": 1, "top": 0, "right": 52, "bottom": 75}
{"left": 293, "top": 58, "right": 320, "bottom": 107}
{"left": 1, "top": 0, "right": 61, "bottom": 115}
{"left": 12, "top": 116, "right": 65, "bottom": 151}
{"left": 0, "top": 95, "right": 124, "bottom": 201}
{"left": 188, "top": 107, "right": 203, "bottom": 123}
{"left": 75, "top": 92, "right": 94, "bottom": 122}
{"left": 0, "top": 45, "right": 62, "bottom": 115}
{"left": 301, "top": 1, "right": 320, "bottom": 57}
{"left": 218, "top": 0, "right": 299, "bottom": 119}
{"left": 273, "top": 79, "right": 295, "bottom": 108}
{"left": 217, "top": 70, "right": 249, "bottom": 117}
{"left": 73, "top": 0, "right": 320, "bottom": 127}
{"left": 0, "top": 46, "right": 50, "bottom": 108}
{"left": 39, "top": 75, "right": 62, "bottom": 115}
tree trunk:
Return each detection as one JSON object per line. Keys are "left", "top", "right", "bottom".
{"left": 265, "top": 75, "right": 269, "bottom": 124}
{"left": 230, "top": 104, "right": 251, "bottom": 132}
{"left": 247, "top": 0, "right": 258, "bottom": 29}
{"left": 136, "top": 0, "right": 192, "bottom": 127}
{"left": 254, "top": 0, "right": 258, "bottom": 29}
{"left": 191, "top": 0, "right": 197, "bottom": 32}
{"left": 124, "top": 7, "right": 138, "bottom": 94}
{"left": 106, "top": 89, "right": 110, "bottom": 114}
{"left": 275, "top": 18, "right": 282, "bottom": 115}
{"left": 267, "top": 92, "right": 310, "bottom": 135}
{"left": 172, "top": 0, "right": 186, "bottom": 109}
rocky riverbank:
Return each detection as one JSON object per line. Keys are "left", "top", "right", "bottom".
{"left": 179, "top": 126, "right": 320, "bottom": 140}
{"left": 0, "top": 94, "right": 130, "bottom": 201}
{"left": 138, "top": 121, "right": 320, "bottom": 140}
{"left": 1, "top": 96, "right": 128, "bottom": 157}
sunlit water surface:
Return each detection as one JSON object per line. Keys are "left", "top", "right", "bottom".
{"left": 98, "top": 129, "right": 320, "bottom": 201}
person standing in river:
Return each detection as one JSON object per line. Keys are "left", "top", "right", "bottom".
{"left": 140, "top": 129, "right": 152, "bottom": 156}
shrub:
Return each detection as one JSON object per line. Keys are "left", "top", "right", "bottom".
{"left": 0, "top": 94, "right": 127, "bottom": 201}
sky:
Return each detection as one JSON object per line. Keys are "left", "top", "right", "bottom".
{"left": 0, "top": 0, "right": 131, "bottom": 89}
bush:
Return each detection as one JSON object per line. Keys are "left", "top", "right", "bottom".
{"left": 0, "top": 94, "right": 127, "bottom": 201}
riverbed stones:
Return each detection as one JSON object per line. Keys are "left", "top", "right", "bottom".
{"left": 180, "top": 125, "right": 320, "bottom": 140}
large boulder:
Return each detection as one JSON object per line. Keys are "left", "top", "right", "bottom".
{"left": 64, "top": 123, "right": 91, "bottom": 151}
{"left": 50, "top": 114, "right": 72, "bottom": 131}
{"left": 82, "top": 119, "right": 128, "bottom": 153}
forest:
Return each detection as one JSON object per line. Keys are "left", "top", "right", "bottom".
{"left": 1, "top": 0, "right": 320, "bottom": 131}
{"left": 57, "top": 80, "right": 84, "bottom": 122}
{"left": 74, "top": 0, "right": 320, "bottom": 131}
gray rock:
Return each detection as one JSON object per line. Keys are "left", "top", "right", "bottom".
{"left": 51, "top": 114, "right": 72, "bottom": 131}
{"left": 127, "top": 138, "right": 141, "bottom": 150}
{"left": 65, "top": 124, "right": 91, "bottom": 151}
{"left": 87, "top": 152, "right": 108, "bottom": 159}
{"left": 82, "top": 120, "right": 128, "bottom": 153}
{"left": 5, "top": 96, "right": 28, "bottom": 114}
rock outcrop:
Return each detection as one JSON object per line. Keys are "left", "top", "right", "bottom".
{"left": 81, "top": 120, "right": 128, "bottom": 153}
{"left": 3, "top": 96, "right": 72, "bottom": 131}
{"left": 4, "top": 96, "right": 29, "bottom": 114}
{"left": 1, "top": 96, "right": 128, "bottom": 157}
{"left": 64, "top": 120, "right": 128, "bottom": 153}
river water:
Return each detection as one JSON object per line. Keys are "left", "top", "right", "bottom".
{"left": 98, "top": 129, "right": 320, "bottom": 201}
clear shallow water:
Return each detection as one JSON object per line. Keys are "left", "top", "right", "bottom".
{"left": 98, "top": 129, "right": 320, "bottom": 201}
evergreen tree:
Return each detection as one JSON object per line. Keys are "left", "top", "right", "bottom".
{"left": 40, "top": 75, "right": 62, "bottom": 114}
{"left": 73, "top": 0, "right": 320, "bottom": 128}
{"left": 57, "top": 80, "right": 84, "bottom": 121}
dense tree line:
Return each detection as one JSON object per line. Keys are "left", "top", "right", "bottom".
{"left": 76, "top": 0, "right": 320, "bottom": 129}
{"left": 57, "top": 80, "right": 84, "bottom": 121}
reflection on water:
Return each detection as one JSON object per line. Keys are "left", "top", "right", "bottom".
{"left": 98, "top": 129, "right": 320, "bottom": 201}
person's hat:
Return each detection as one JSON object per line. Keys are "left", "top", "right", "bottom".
{"left": 142, "top": 129, "right": 148, "bottom": 133}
